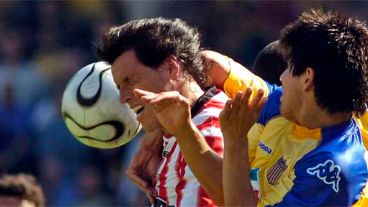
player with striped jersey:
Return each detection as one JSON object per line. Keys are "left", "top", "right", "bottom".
{"left": 137, "top": 87, "right": 227, "bottom": 206}
{"left": 97, "top": 18, "right": 226, "bottom": 206}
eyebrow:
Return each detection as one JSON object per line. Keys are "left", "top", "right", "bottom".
{"left": 116, "top": 76, "right": 133, "bottom": 90}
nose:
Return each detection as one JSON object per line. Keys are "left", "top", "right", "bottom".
{"left": 119, "top": 87, "right": 133, "bottom": 104}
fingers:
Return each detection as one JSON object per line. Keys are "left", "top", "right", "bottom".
{"left": 220, "top": 99, "right": 232, "bottom": 124}
{"left": 240, "top": 88, "right": 252, "bottom": 111}
{"left": 247, "top": 89, "right": 262, "bottom": 110}
{"left": 126, "top": 169, "right": 156, "bottom": 204}
{"left": 256, "top": 96, "right": 268, "bottom": 116}
{"left": 134, "top": 90, "right": 190, "bottom": 114}
{"left": 133, "top": 89, "right": 155, "bottom": 100}
{"left": 222, "top": 88, "right": 266, "bottom": 120}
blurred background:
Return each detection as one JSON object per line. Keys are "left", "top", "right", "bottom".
{"left": 0, "top": 1, "right": 367, "bottom": 206}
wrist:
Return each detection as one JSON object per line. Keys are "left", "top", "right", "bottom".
{"left": 173, "top": 120, "right": 197, "bottom": 139}
{"left": 223, "top": 135, "right": 248, "bottom": 149}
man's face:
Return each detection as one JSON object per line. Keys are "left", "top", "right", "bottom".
{"left": 279, "top": 67, "right": 303, "bottom": 122}
{"left": 112, "top": 50, "right": 168, "bottom": 132}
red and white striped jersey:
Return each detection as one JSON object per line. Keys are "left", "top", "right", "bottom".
{"left": 154, "top": 88, "right": 227, "bottom": 207}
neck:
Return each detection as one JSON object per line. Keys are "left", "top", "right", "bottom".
{"left": 297, "top": 101, "right": 351, "bottom": 129}
{"left": 179, "top": 80, "right": 204, "bottom": 105}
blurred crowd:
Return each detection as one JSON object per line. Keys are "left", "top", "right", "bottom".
{"left": 0, "top": 1, "right": 367, "bottom": 206}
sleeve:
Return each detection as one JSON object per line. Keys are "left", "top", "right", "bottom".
{"left": 223, "top": 59, "right": 283, "bottom": 125}
{"left": 223, "top": 58, "right": 270, "bottom": 99}
{"left": 263, "top": 154, "right": 350, "bottom": 207}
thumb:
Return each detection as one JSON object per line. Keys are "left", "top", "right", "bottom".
{"left": 133, "top": 89, "right": 155, "bottom": 98}
{"left": 133, "top": 89, "right": 157, "bottom": 103}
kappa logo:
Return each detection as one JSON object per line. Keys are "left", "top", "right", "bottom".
{"left": 307, "top": 159, "right": 341, "bottom": 193}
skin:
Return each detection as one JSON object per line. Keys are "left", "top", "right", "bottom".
{"left": 124, "top": 129, "right": 162, "bottom": 204}
{"left": 111, "top": 50, "right": 169, "bottom": 203}
{"left": 111, "top": 50, "right": 167, "bottom": 132}
{"left": 220, "top": 88, "right": 267, "bottom": 206}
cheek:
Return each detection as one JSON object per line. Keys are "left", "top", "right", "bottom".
{"left": 138, "top": 108, "right": 161, "bottom": 129}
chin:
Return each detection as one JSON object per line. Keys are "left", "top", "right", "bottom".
{"left": 280, "top": 105, "right": 292, "bottom": 121}
{"left": 141, "top": 122, "right": 161, "bottom": 133}
{"left": 141, "top": 124, "right": 153, "bottom": 132}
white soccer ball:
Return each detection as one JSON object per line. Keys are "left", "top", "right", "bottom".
{"left": 61, "top": 61, "right": 141, "bottom": 149}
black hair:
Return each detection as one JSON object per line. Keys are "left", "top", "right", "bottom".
{"left": 97, "top": 17, "right": 208, "bottom": 88}
{"left": 252, "top": 40, "right": 286, "bottom": 85}
{"left": 280, "top": 9, "right": 368, "bottom": 115}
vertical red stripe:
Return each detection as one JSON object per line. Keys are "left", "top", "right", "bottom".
{"left": 157, "top": 142, "right": 177, "bottom": 203}
{"left": 196, "top": 117, "right": 224, "bottom": 156}
{"left": 197, "top": 187, "right": 216, "bottom": 207}
{"left": 175, "top": 154, "right": 187, "bottom": 207}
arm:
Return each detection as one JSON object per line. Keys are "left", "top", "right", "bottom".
{"left": 220, "top": 88, "right": 267, "bottom": 206}
{"left": 174, "top": 121, "right": 224, "bottom": 205}
{"left": 201, "top": 50, "right": 231, "bottom": 89}
{"left": 202, "top": 50, "right": 269, "bottom": 99}
{"left": 134, "top": 89, "right": 225, "bottom": 205}
{"left": 125, "top": 129, "right": 163, "bottom": 204}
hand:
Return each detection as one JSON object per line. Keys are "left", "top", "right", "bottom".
{"left": 219, "top": 88, "right": 267, "bottom": 144}
{"left": 133, "top": 89, "right": 192, "bottom": 136}
{"left": 125, "top": 129, "right": 163, "bottom": 204}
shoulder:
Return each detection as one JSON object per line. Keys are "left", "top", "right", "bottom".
{"left": 258, "top": 85, "right": 283, "bottom": 125}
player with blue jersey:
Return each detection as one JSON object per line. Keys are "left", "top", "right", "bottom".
{"left": 214, "top": 9, "right": 368, "bottom": 206}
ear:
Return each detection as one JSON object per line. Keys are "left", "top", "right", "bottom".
{"left": 303, "top": 67, "right": 314, "bottom": 91}
{"left": 158, "top": 55, "right": 181, "bottom": 80}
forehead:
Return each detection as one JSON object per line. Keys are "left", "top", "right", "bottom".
{"left": 111, "top": 50, "right": 141, "bottom": 83}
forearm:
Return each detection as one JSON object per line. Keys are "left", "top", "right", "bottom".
{"left": 223, "top": 138, "right": 257, "bottom": 206}
{"left": 175, "top": 121, "right": 224, "bottom": 206}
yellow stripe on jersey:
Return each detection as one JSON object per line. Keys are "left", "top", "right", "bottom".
{"left": 353, "top": 115, "right": 368, "bottom": 149}
{"left": 250, "top": 117, "right": 321, "bottom": 206}
{"left": 292, "top": 124, "right": 321, "bottom": 140}
{"left": 223, "top": 57, "right": 269, "bottom": 100}
{"left": 352, "top": 181, "right": 368, "bottom": 207}
{"left": 359, "top": 113, "right": 368, "bottom": 148}
{"left": 360, "top": 113, "right": 368, "bottom": 128}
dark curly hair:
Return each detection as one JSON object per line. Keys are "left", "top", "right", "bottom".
{"left": 97, "top": 17, "right": 208, "bottom": 88}
{"left": 280, "top": 9, "right": 368, "bottom": 115}
{"left": 0, "top": 174, "right": 45, "bottom": 207}
{"left": 252, "top": 40, "right": 286, "bottom": 85}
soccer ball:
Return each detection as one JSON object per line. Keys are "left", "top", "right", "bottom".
{"left": 61, "top": 61, "right": 141, "bottom": 149}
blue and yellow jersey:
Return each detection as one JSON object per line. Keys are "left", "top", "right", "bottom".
{"left": 223, "top": 60, "right": 368, "bottom": 206}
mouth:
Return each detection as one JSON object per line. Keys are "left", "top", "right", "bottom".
{"left": 131, "top": 105, "right": 145, "bottom": 115}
